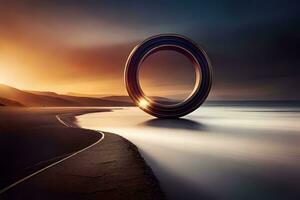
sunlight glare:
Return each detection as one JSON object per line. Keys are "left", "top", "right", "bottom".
{"left": 138, "top": 98, "right": 149, "bottom": 108}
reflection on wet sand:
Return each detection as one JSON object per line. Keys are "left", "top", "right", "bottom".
{"left": 141, "top": 118, "right": 207, "bottom": 131}
{"left": 76, "top": 106, "right": 300, "bottom": 200}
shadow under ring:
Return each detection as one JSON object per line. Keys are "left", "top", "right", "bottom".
{"left": 125, "top": 34, "right": 212, "bottom": 118}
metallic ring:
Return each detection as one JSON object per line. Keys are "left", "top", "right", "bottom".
{"left": 125, "top": 34, "right": 212, "bottom": 118}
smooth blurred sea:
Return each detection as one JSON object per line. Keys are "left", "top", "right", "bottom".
{"left": 76, "top": 102, "right": 300, "bottom": 200}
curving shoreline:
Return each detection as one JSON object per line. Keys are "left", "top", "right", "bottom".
{"left": 0, "top": 107, "right": 164, "bottom": 199}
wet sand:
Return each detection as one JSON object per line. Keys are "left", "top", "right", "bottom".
{"left": 0, "top": 107, "right": 164, "bottom": 199}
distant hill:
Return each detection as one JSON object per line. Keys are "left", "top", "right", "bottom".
{"left": 0, "top": 84, "right": 77, "bottom": 107}
{"left": 0, "top": 97, "right": 23, "bottom": 106}
{"left": 66, "top": 92, "right": 109, "bottom": 98}
{"left": 0, "top": 84, "right": 183, "bottom": 107}
{"left": 25, "top": 91, "right": 59, "bottom": 97}
{"left": 101, "top": 95, "right": 132, "bottom": 103}
{"left": 28, "top": 90, "right": 133, "bottom": 107}
{"left": 0, "top": 84, "right": 133, "bottom": 107}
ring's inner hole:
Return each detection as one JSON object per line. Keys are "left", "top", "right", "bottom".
{"left": 139, "top": 49, "right": 196, "bottom": 106}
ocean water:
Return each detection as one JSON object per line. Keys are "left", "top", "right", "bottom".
{"left": 76, "top": 105, "right": 300, "bottom": 200}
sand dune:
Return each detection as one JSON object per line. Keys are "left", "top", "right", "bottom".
{"left": 0, "top": 97, "right": 23, "bottom": 106}
{"left": 0, "top": 84, "right": 178, "bottom": 107}
{"left": 0, "top": 84, "right": 133, "bottom": 107}
{"left": 0, "top": 84, "right": 76, "bottom": 107}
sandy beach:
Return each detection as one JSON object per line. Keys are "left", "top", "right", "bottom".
{"left": 0, "top": 107, "right": 164, "bottom": 199}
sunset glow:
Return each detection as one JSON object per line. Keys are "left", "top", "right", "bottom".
{"left": 0, "top": 1, "right": 299, "bottom": 199}
{"left": 0, "top": 1, "right": 298, "bottom": 100}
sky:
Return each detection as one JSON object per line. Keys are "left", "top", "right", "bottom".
{"left": 0, "top": 0, "right": 299, "bottom": 100}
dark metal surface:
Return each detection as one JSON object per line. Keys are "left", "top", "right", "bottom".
{"left": 125, "top": 34, "right": 212, "bottom": 118}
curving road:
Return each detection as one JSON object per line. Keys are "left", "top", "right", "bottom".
{"left": 0, "top": 115, "right": 104, "bottom": 194}
{"left": 1, "top": 109, "right": 164, "bottom": 200}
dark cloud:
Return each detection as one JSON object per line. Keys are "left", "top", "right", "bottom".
{"left": 0, "top": 0, "right": 299, "bottom": 99}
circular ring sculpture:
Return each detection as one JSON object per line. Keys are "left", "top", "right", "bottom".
{"left": 125, "top": 34, "right": 212, "bottom": 118}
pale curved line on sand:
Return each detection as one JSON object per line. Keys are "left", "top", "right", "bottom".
{"left": 0, "top": 114, "right": 104, "bottom": 194}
